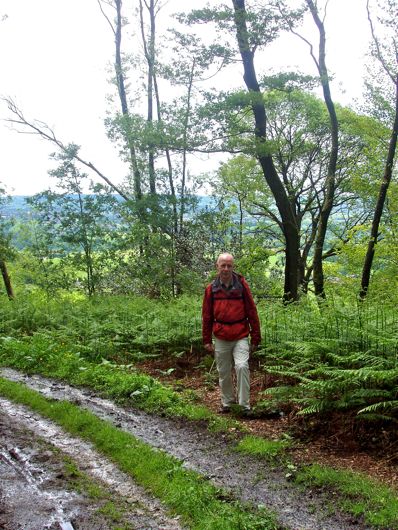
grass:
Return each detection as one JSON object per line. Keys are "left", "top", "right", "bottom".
{"left": 234, "top": 438, "right": 398, "bottom": 529}
{"left": 295, "top": 463, "right": 398, "bottom": 529}
{"left": 0, "top": 377, "right": 279, "bottom": 530}
{"left": 1, "top": 343, "right": 398, "bottom": 528}
{"left": 63, "top": 459, "right": 135, "bottom": 527}
{"left": 0, "top": 332, "right": 243, "bottom": 434}
{"left": 2, "top": 362, "right": 397, "bottom": 529}
{"left": 1, "top": 292, "right": 398, "bottom": 527}
{"left": 235, "top": 435, "right": 290, "bottom": 462}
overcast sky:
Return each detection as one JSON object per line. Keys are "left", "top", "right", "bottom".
{"left": 0, "top": 0, "right": 371, "bottom": 196}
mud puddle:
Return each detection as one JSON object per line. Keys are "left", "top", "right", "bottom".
{"left": 0, "top": 411, "right": 82, "bottom": 530}
{"left": 0, "top": 368, "right": 373, "bottom": 530}
{"left": 0, "top": 395, "right": 182, "bottom": 529}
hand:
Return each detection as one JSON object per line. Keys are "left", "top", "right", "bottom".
{"left": 250, "top": 343, "right": 258, "bottom": 354}
{"left": 204, "top": 343, "right": 215, "bottom": 353}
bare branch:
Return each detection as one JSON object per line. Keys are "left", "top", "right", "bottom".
{"left": 276, "top": 2, "right": 320, "bottom": 71}
{"left": 366, "top": 0, "right": 396, "bottom": 84}
{"left": 97, "top": 0, "right": 116, "bottom": 37}
{"left": 3, "top": 97, "right": 131, "bottom": 202}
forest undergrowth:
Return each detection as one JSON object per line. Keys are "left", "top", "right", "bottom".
{"left": 0, "top": 291, "right": 397, "bottom": 527}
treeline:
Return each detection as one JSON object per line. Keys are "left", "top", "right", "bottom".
{"left": 0, "top": 0, "right": 397, "bottom": 302}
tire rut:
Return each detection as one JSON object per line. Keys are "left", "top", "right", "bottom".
{"left": 0, "top": 393, "right": 182, "bottom": 529}
{"left": 0, "top": 368, "right": 373, "bottom": 530}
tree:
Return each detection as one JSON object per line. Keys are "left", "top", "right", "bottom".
{"left": 98, "top": 0, "right": 142, "bottom": 199}
{"left": 28, "top": 146, "right": 119, "bottom": 296}
{"left": 359, "top": 0, "right": 398, "bottom": 298}
{"left": 0, "top": 185, "right": 15, "bottom": 300}
{"left": 4, "top": 97, "right": 131, "bottom": 201}
{"left": 230, "top": 0, "right": 303, "bottom": 301}
{"left": 13, "top": 216, "right": 74, "bottom": 297}
{"left": 283, "top": 0, "right": 339, "bottom": 299}
{"left": 215, "top": 89, "right": 384, "bottom": 293}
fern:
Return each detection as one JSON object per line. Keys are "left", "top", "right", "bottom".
{"left": 358, "top": 400, "right": 398, "bottom": 415}
{"left": 258, "top": 338, "right": 397, "bottom": 420}
{"left": 296, "top": 399, "right": 332, "bottom": 415}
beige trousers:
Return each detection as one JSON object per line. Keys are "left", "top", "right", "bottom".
{"left": 214, "top": 337, "right": 250, "bottom": 410}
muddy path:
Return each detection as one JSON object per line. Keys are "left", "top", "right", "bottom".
{"left": 0, "top": 396, "right": 182, "bottom": 530}
{"left": 0, "top": 368, "right": 374, "bottom": 530}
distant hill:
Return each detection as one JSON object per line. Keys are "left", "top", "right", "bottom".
{"left": 1, "top": 196, "right": 33, "bottom": 220}
{"left": 0, "top": 195, "right": 219, "bottom": 221}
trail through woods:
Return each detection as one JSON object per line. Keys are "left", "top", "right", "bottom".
{"left": 0, "top": 368, "right": 381, "bottom": 530}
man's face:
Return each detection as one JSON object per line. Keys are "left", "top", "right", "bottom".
{"left": 216, "top": 256, "right": 234, "bottom": 284}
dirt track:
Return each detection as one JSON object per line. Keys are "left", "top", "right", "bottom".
{"left": 0, "top": 368, "right": 374, "bottom": 530}
{"left": 0, "top": 395, "right": 182, "bottom": 530}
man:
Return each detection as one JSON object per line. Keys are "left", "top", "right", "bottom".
{"left": 202, "top": 253, "right": 261, "bottom": 415}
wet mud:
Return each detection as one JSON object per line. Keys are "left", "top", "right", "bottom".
{"left": 0, "top": 368, "right": 374, "bottom": 530}
{"left": 0, "top": 395, "right": 181, "bottom": 529}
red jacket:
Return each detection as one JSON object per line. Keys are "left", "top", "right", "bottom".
{"left": 202, "top": 272, "right": 261, "bottom": 345}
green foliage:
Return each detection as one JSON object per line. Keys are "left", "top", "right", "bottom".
{"left": 26, "top": 148, "right": 120, "bottom": 296}
{"left": 0, "top": 331, "right": 205, "bottom": 421}
{"left": 258, "top": 347, "right": 397, "bottom": 421}
{"left": 235, "top": 435, "right": 290, "bottom": 462}
{"left": 261, "top": 72, "right": 318, "bottom": 92}
{"left": 183, "top": 2, "right": 303, "bottom": 52}
{"left": 0, "top": 293, "right": 203, "bottom": 354}
{"left": 1, "top": 288, "right": 397, "bottom": 527}
{"left": 204, "top": 87, "right": 389, "bottom": 298}
{"left": 253, "top": 294, "right": 398, "bottom": 421}
{"left": 1, "top": 289, "right": 397, "bottom": 427}
{"left": 0, "top": 184, "right": 15, "bottom": 262}
{"left": 295, "top": 463, "right": 398, "bottom": 529}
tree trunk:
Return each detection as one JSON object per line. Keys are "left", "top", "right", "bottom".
{"left": 75, "top": 181, "right": 95, "bottom": 296}
{"left": 152, "top": 50, "right": 179, "bottom": 235}
{"left": 305, "top": 0, "right": 338, "bottom": 299}
{"left": 139, "top": 0, "right": 156, "bottom": 195}
{"left": 114, "top": 0, "right": 142, "bottom": 199}
{"left": 360, "top": 77, "right": 398, "bottom": 299}
{"left": 232, "top": 0, "right": 300, "bottom": 301}
{"left": 178, "top": 59, "right": 196, "bottom": 233}
{"left": 0, "top": 259, "right": 14, "bottom": 300}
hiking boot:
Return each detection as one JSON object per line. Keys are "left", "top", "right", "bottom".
{"left": 240, "top": 408, "right": 254, "bottom": 419}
